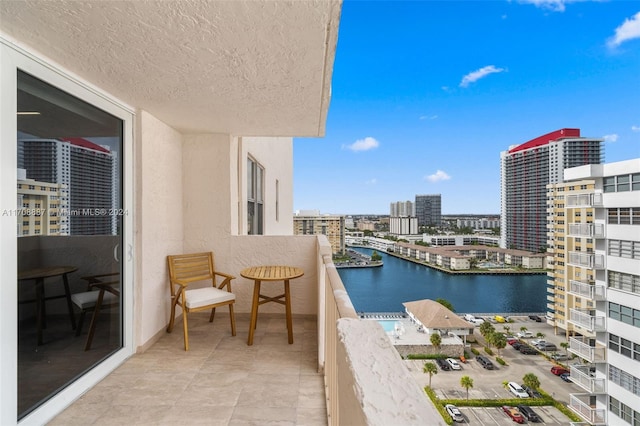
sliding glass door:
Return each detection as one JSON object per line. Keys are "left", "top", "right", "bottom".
{"left": 1, "top": 41, "right": 134, "bottom": 424}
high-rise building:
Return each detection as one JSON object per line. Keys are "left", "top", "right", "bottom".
{"left": 500, "top": 129, "right": 603, "bottom": 252}
{"left": 19, "top": 138, "right": 117, "bottom": 235}
{"left": 293, "top": 212, "right": 345, "bottom": 255}
{"left": 546, "top": 158, "right": 640, "bottom": 426}
{"left": 415, "top": 194, "right": 441, "bottom": 227}
{"left": 390, "top": 200, "right": 414, "bottom": 217}
{"left": 389, "top": 216, "right": 418, "bottom": 235}
{"left": 17, "top": 168, "right": 69, "bottom": 236}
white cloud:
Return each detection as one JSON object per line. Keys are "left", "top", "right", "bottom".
{"left": 419, "top": 115, "right": 438, "bottom": 121}
{"left": 517, "top": 0, "right": 568, "bottom": 12}
{"left": 632, "top": 125, "right": 640, "bottom": 132}
{"left": 365, "top": 178, "right": 377, "bottom": 185}
{"left": 603, "top": 134, "right": 619, "bottom": 143}
{"left": 608, "top": 12, "right": 640, "bottom": 48}
{"left": 460, "top": 65, "right": 506, "bottom": 88}
{"left": 425, "top": 170, "right": 451, "bottom": 183}
{"left": 342, "top": 137, "right": 380, "bottom": 152}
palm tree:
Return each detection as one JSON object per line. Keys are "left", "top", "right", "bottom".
{"left": 503, "top": 325, "right": 511, "bottom": 335}
{"left": 423, "top": 362, "right": 438, "bottom": 387}
{"left": 480, "top": 321, "right": 495, "bottom": 339}
{"left": 435, "top": 298, "right": 454, "bottom": 312}
{"left": 523, "top": 373, "right": 541, "bottom": 390}
{"left": 430, "top": 332, "right": 442, "bottom": 351}
{"left": 560, "top": 341, "right": 570, "bottom": 357}
{"left": 493, "top": 333, "right": 507, "bottom": 357}
{"left": 460, "top": 376, "right": 474, "bottom": 400}
{"left": 520, "top": 326, "right": 528, "bottom": 335}
{"left": 536, "top": 332, "right": 545, "bottom": 340}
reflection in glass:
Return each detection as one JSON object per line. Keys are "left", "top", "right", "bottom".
{"left": 17, "top": 71, "right": 123, "bottom": 419}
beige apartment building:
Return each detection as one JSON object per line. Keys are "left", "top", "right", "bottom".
{"left": 293, "top": 213, "right": 345, "bottom": 255}
{"left": 17, "top": 170, "right": 68, "bottom": 236}
{"left": 546, "top": 179, "right": 599, "bottom": 337}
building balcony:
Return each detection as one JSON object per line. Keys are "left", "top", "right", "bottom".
{"left": 568, "top": 223, "right": 605, "bottom": 239}
{"left": 569, "top": 365, "right": 606, "bottom": 394}
{"left": 568, "top": 280, "right": 606, "bottom": 301}
{"left": 49, "top": 236, "right": 440, "bottom": 425}
{"left": 547, "top": 302, "right": 556, "bottom": 310}
{"left": 568, "top": 336, "right": 606, "bottom": 363}
{"left": 568, "top": 309, "right": 606, "bottom": 332}
{"left": 569, "top": 394, "right": 606, "bottom": 425}
{"left": 565, "top": 192, "right": 603, "bottom": 208}
{"left": 547, "top": 294, "right": 555, "bottom": 302}
{"left": 568, "top": 252, "right": 605, "bottom": 269}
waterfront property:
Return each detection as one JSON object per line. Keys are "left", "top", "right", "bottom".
{"left": 0, "top": 3, "right": 445, "bottom": 425}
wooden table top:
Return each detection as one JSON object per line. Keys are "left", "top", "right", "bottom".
{"left": 18, "top": 266, "right": 78, "bottom": 281}
{"left": 240, "top": 265, "right": 304, "bottom": 281}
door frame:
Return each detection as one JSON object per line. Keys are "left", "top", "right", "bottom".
{"left": 0, "top": 36, "right": 135, "bottom": 426}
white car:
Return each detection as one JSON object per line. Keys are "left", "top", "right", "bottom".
{"left": 516, "top": 331, "right": 533, "bottom": 338}
{"left": 531, "top": 339, "right": 547, "bottom": 347}
{"left": 507, "top": 382, "right": 529, "bottom": 398}
{"left": 446, "top": 358, "right": 462, "bottom": 370}
{"left": 445, "top": 404, "right": 464, "bottom": 422}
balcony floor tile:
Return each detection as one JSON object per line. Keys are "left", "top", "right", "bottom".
{"left": 49, "top": 313, "right": 326, "bottom": 425}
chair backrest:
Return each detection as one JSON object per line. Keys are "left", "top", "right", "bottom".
{"left": 167, "top": 252, "right": 215, "bottom": 294}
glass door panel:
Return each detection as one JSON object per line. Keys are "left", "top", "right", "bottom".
{"left": 16, "top": 70, "right": 124, "bottom": 419}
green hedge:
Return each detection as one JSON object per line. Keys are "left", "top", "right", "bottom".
{"left": 495, "top": 357, "right": 507, "bottom": 365}
{"left": 406, "top": 354, "right": 449, "bottom": 360}
{"left": 439, "top": 397, "right": 553, "bottom": 407}
{"left": 471, "top": 348, "right": 480, "bottom": 356}
{"left": 484, "top": 347, "right": 494, "bottom": 356}
{"left": 424, "top": 386, "right": 454, "bottom": 425}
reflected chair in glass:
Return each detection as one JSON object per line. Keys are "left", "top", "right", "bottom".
{"left": 71, "top": 273, "right": 120, "bottom": 338}
{"left": 166, "top": 252, "right": 236, "bottom": 351}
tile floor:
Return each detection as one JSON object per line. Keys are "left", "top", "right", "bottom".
{"left": 49, "top": 313, "right": 327, "bottom": 426}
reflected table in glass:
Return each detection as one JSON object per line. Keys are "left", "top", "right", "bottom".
{"left": 18, "top": 266, "right": 78, "bottom": 345}
{"left": 240, "top": 265, "right": 304, "bottom": 346}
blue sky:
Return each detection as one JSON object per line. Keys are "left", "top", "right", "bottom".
{"left": 293, "top": 0, "right": 640, "bottom": 215}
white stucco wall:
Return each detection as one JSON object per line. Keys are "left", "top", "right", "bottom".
{"left": 136, "top": 110, "right": 184, "bottom": 348}
{"left": 241, "top": 136, "right": 294, "bottom": 236}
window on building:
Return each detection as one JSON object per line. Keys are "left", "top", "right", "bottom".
{"left": 247, "top": 157, "right": 264, "bottom": 235}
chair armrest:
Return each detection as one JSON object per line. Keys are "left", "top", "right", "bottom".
{"left": 214, "top": 273, "right": 235, "bottom": 292}
{"left": 88, "top": 280, "right": 120, "bottom": 296}
{"left": 213, "top": 271, "right": 235, "bottom": 280}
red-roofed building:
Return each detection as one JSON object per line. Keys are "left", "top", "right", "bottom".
{"left": 500, "top": 129, "right": 603, "bottom": 252}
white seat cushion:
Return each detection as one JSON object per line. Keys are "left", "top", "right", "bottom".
{"left": 185, "top": 287, "right": 235, "bottom": 310}
{"left": 71, "top": 290, "right": 118, "bottom": 309}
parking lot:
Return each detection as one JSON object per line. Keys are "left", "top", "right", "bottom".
{"left": 405, "top": 316, "right": 581, "bottom": 424}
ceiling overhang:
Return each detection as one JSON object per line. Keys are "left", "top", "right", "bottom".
{"left": 1, "top": 0, "right": 342, "bottom": 137}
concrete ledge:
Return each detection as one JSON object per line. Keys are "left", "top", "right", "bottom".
{"left": 336, "top": 318, "right": 445, "bottom": 425}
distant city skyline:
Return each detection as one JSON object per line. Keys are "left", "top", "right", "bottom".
{"left": 293, "top": 1, "right": 640, "bottom": 215}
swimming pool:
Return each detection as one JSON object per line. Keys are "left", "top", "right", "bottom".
{"left": 377, "top": 320, "right": 404, "bottom": 332}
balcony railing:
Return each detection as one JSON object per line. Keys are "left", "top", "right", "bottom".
{"left": 568, "top": 309, "right": 606, "bottom": 332}
{"left": 568, "top": 252, "right": 605, "bottom": 269}
{"left": 568, "top": 280, "right": 606, "bottom": 301}
{"left": 566, "top": 192, "right": 603, "bottom": 207}
{"left": 568, "top": 223, "right": 605, "bottom": 238}
{"left": 568, "top": 336, "right": 606, "bottom": 363}
{"left": 547, "top": 302, "right": 556, "bottom": 310}
{"left": 319, "top": 236, "right": 441, "bottom": 425}
{"left": 570, "top": 365, "right": 606, "bottom": 393}
{"left": 569, "top": 394, "right": 606, "bottom": 425}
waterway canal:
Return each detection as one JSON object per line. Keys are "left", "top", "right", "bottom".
{"left": 338, "top": 247, "right": 547, "bottom": 314}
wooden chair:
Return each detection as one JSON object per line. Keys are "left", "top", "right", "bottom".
{"left": 71, "top": 272, "right": 120, "bottom": 337}
{"left": 166, "top": 252, "right": 236, "bottom": 351}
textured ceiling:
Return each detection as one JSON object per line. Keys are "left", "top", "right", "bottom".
{"left": 1, "top": 0, "right": 342, "bottom": 136}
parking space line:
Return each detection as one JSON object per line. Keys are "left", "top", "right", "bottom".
{"left": 467, "top": 407, "right": 486, "bottom": 426}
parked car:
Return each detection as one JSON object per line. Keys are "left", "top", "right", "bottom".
{"left": 436, "top": 358, "right": 451, "bottom": 371}
{"left": 551, "top": 365, "right": 570, "bottom": 376}
{"left": 560, "top": 372, "right": 572, "bottom": 382}
{"left": 446, "top": 358, "right": 462, "bottom": 370}
{"left": 476, "top": 355, "right": 495, "bottom": 370}
{"left": 516, "top": 331, "right": 533, "bottom": 338}
{"left": 531, "top": 339, "right": 547, "bottom": 347}
{"left": 519, "top": 345, "right": 539, "bottom": 355}
{"left": 502, "top": 406, "right": 525, "bottom": 423}
{"left": 445, "top": 404, "right": 464, "bottom": 423}
{"left": 551, "top": 353, "right": 568, "bottom": 361}
{"left": 494, "top": 315, "right": 506, "bottom": 323}
{"left": 507, "top": 337, "right": 519, "bottom": 345}
{"left": 522, "top": 385, "right": 542, "bottom": 398}
{"left": 517, "top": 404, "right": 542, "bottom": 422}
{"left": 529, "top": 314, "right": 542, "bottom": 322}
{"left": 507, "top": 382, "right": 529, "bottom": 398}
{"left": 512, "top": 342, "right": 524, "bottom": 350}
{"left": 537, "top": 343, "right": 558, "bottom": 352}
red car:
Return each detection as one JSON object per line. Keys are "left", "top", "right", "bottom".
{"left": 502, "top": 406, "right": 525, "bottom": 424}
{"left": 551, "top": 365, "right": 569, "bottom": 376}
